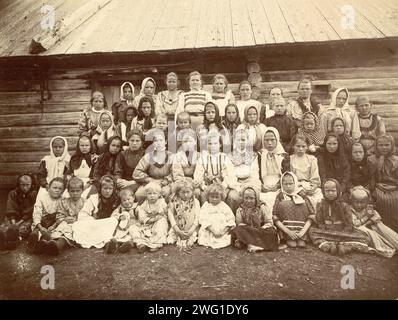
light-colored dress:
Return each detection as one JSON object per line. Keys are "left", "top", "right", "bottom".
{"left": 32, "top": 191, "right": 62, "bottom": 231}
{"left": 111, "top": 204, "right": 138, "bottom": 243}
{"left": 198, "top": 201, "right": 236, "bottom": 249}
{"left": 129, "top": 198, "right": 169, "bottom": 249}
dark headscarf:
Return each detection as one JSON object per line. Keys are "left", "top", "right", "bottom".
{"left": 203, "top": 101, "right": 224, "bottom": 130}
{"left": 96, "top": 136, "right": 122, "bottom": 176}
{"left": 69, "top": 134, "right": 95, "bottom": 170}
{"left": 97, "top": 175, "right": 120, "bottom": 219}
{"left": 137, "top": 96, "right": 155, "bottom": 131}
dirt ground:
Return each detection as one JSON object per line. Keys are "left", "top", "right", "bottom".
{"left": 0, "top": 241, "right": 397, "bottom": 300}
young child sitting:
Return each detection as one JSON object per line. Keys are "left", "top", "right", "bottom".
{"left": 350, "top": 186, "right": 398, "bottom": 258}
{"left": 309, "top": 179, "right": 370, "bottom": 255}
{"left": 198, "top": 183, "right": 236, "bottom": 249}
{"left": 78, "top": 91, "right": 108, "bottom": 137}
{"left": 129, "top": 182, "right": 169, "bottom": 253}
{"left": 330, "top": 117, "right": 353, "bottom": 158}
{"left": 43, "top": 177, "right": 86, "bottom": 255}
{"left": 174, "top": 111, "right": 193, "bottom": 153}
{"left": 167, "top": 178, "right": 200, "bottom": 251}
{"left": 28, "top": 177, "right": 65, "bottom": 254}
{"left": 273, "top": 172, "right": 315, "bottom": 248}
{"left": 231, "top": 185, "right": 278, "bottom": 253}
{"left": 350, "top": 142, "right": 375, "bottom": 191}
{"left": 297, "top": 111, "right": 324, "bottom": 155}
{"left": 92, "top": 110, "right": 118, "bottom": 154}
{"left": 105, "top": 188, "right": 138, "bottom": 254}
{"left": 0, "top": 173, "right": 37, "bottom": 251}
{"left": 111, "top": 82, "right": 135, "bottom": 124}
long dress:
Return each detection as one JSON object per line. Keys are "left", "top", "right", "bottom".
{"left": 198, "top": 201, "right": 236, "bottom": 249}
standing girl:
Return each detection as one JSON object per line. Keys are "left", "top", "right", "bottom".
{"left": 131, "top": 96, "right": 156, "bottom": 136}
{"left": 133, "top": 77, "right": 160, "bottom": 111}
{"left": 116, "top": 106, "right": 136, "bottom": 145}
{"left": 175, "top": 71, "right": 211, "bottom": 131}
{"left": 221, "top": 103, "right": 241, "bottom": 152}
{"left": 111, "top": 82, "right": 135, "bottom": 124}
{"left": 211, "top": 74, "right": 235, "bottom": 118}
{"left": 157, "top": 72, "right": 184, "bottom": 121}
{"left": 236, "top": 80, "right": 263, "bottom": 120}
{"left": 78, "top": 91, "right": 108, "bottom": 137}
{"left": 350, "top": 142, "right": 375, "bottom": 191}
{"left": 237, "top": 105, "right": 267, "bottom": 152}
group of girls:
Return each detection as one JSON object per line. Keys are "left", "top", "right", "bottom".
{"left": 1, "top": 72, "right": 398, "bottom": 259}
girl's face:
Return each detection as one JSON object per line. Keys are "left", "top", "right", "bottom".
{"left": 303, "top": 116, "right": 316, "bottom": 131}
{"left": 205, "top": 106, "right": 216, "bottom": 123}
{"left": 352, "top": 145, "right": 365, "bottom": 162}
{"left": 213, "top": 78, "right": 226, "bottom": 93}
{"left": 123, "top": 86, "right": 133, "bottom": 100}
{"left": 324, "top": 181, "right": 338, "bottom": 201}
{"left": 143, "top": 81, "right": 155, "bottom": 96}
{"left": 19, "top": 176, "right": 32, "bottom": 194}
{"left": 79, "top": 137, "right": 91, "bottom": 154}
{"left": 121, "top": 194, "right": 135, "bottom": 209}
{"left": 274, "top": 102, "right": 286, "bottom": 115}
{"left": 92, "top": 97, "right": 104, "bottom": 111}
{"left": 247, "top": 107, "right": 258, "bottom": 125}
{"left": 357, "top": 100, "right": 371, "bottom": 117}
{"left": 208, "top": 193, "right": 222, "bottom": 206}
{"left": 239, "top": 84, "right": 252, "bottom": 100}
{"left": 101, "top": 182, "right": 114, "bottom": 199}
{"left": 325, "top": 136, "right": 338, "bottom": 153}
{"left": 336, "top": 90, "right": 348, "bottom": 108}
{"left": 128, "top": 134, "right": 142, "bottom": 151}
{"left": 109, "top": 139, "right": 122, "bottom": 155}
{"left": 52, "top": 139, "right": 65, "bottom": 157}
{"left": 48, "top": 181, "right": 64, "bottom": 199}
{"left": 225, "top": 107, "right": 237, "bottom": 123}
{"left": 69, "top": 186, "right": 83, "bottom": 202}
{"left": 263, "top": 132, "right": 277, "bottom": 151}
{"left": 181, "top": 135, "right": 196, "bottom": 151}
{"left": 377, "top": 138, "right": 392, "bottom": 156}
{"left": 293, "top": 139, "right": 308, "bottom": 156}
{"left": 177, "top": 117, "right": 190, "bottom": 129}
{"left": 100, "top": 114, "right": 112, "bottom": 130}
{"left": 207, "top": 138, "right": 220, "bottom": 154}
{"left": 351, "top": 195, "right": 368, "bottom": 212}
{"left": 298, "top": 82, "right": 312, "bottom": 99}
{"left": 282, "top": 175, "right": 295, "bottom": 194}
{"left": 166, "top": 76, "right": 178, "bottom": 91}
{"left": 155, "top": 117, "right": 168, "bottom": 130}
{"left": 189, "top": 75, "right": 202, "bottom": 90}
{"left": 243, "top": 189, "right": 256, "bottom": 208}
{"left": 332, "top": 119, "right": 345, "bottom": 136}
{"left": 153, "top": 134, "right": 166, "bottom": 151}
{"left": 141, "top": 102, "right": 152, "bottom": 117}
{"left": 179, "top": 187, "right": 193, "bottom": 201}
{"left": 146, "top": 189, "right": 160, "bottom": 203}
{"left": 236, "top": 133, "right": 248, "bottom": 151}
{"left": 270, "top": 88, "right": 282, "bottom": 100}
{"left": 126, "top": 109, "right": 135, "bottom": 122}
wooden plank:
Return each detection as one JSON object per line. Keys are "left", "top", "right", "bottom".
{"left": 184, "top": 0, "right": 203, "bottom": 48}
{"left": 277, "top": 0, "right": 307, "bottom": 42}
{"left": 0, "top": 175, "right": 23, "bottom": 189}
{"left": 0, "top": 124, "right": 78, "bottom": 139}
{"left": 219, "top": 0, "right": 233, "bottom": 47}
{"left": 0, "top": 102, "right": 87, "bottom": 115}
{"left": 0, "top": 91, "right": 41, "bottom": 104}
{"left": 48, "top": 69, "right": 93, "bottom": 80}
{"left": 329, "top": 78, "right": 398, "bottom": 92}
{"left": 48, "top": 79, "right": 90, "bottom": 91}
{"left": 48, "top": 90, "right": 92, "bottom": 102}
{"left": 196, "top": 0, "right": 218, "bottom": 48}
{"left": 0, "top": 162, "right": 41, "bottom": 176}
{"left": 149, "top": 1, "right": 177, "bottom": 51}
{"left": 230, "top": 0, "right": 256, "bottom": 47}
{"left": 0, "top": 112, "right": 80, "bottom": 127}
{"left": 260, "top": 0, "right": 294, "bottom": 43}
{"left": 0, "top": 137, "right": 79, "bottom": 152}
{"left": 0, "top": 90, "right": 91, "bottom": 104}
{"left": 173, "top": 0, "right": 194, "bottom": 49}
{"left": 246, "top": 0, "right": 275, "bottom": 45}
{"left": 346, "top": 90, "right": 398, "bottom": 105}
{"left": 0, "top": 80, "right": 40, "bottom": 92}
{"left": 306, "top": 0, "right": 340, "bottom": 41}
{"left": 0, "top": 151, "right": 49, "bottom": 163}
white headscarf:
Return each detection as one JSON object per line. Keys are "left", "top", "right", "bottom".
{"left": 120, "top": 82, "right": 135, "bottom": 105}
{"left": 140, "top": 77, "right": 156, "bottom": 96}
{"left": 280, "top": 171, "right": 305, "bottom": 204}
{"left": 96, "top": 110, "right": 117, "bottom": 148}
{"left": 261, "top": 127, "right": 285, "bottom": 155}
{"left": 42, "top": 136, "right": 70, "bottom": 184}
{"left": 327, "top": 88, "right": 353, "bottom": 133}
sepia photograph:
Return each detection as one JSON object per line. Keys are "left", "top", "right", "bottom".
{"left": 0, "top": 0, "right": 397, "bottom": 304}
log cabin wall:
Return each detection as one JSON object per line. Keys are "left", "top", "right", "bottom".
{"left": 0, "top": 39, "right": 397, "bottom": 190}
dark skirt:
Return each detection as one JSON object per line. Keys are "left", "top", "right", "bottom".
{"left": 230, "top": 225, "right": 279, "bottom": 251}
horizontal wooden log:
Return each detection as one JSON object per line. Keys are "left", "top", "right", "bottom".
{"left": 0, "top": 137, "right": 79, "bottom": 152}
{"left": 0, "top": 80, "right": 40, "bottom": 92}
{"left": 0, "top": 151, "right": 48, "bottom": 163}
{"left": 0, "top": 112, "right": 80, "bottom": 127}
{"left": 0, "top": 162, "right": 39, "bottom": 175}
{"left": 48, "top": 79, "right": 90, "bottom": 91}
{"left": 0, "top": 90, "right": 91, "bottom": 104}
{"left": 0, "top": 125, "right": 78, "bottom": 139}
{"left": 346, "top": 91, "right": 398, "bottom": 105}
{"left": 0, "top": 103, "right": 88, "bottom": 115}
{"left": 0, "top": 175, "right": 18, "bottom": 189}
{"left": 329, "top": 78, "right": 398, "bottom": 92}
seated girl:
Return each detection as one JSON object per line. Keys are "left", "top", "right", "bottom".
{"left": 198, "top": 183, "right": 236, "bottom": 249}
{"left": 46, "top": 177, "right": 86, "bottom": 255}
{"left": 317, "top": 133, "right": 351, "bottom": 195}
{"left": 0, "top": 173, "right": 37, "bottom": 251}
{"left": 210, "top": 74, "right": 235, "bottom": 118}
{"left": 258, "top": 127, "right": 290, "bottom": 211}
{"left": 309, "top": 179, "right": 369, "bottom": 255}
{"left": 221, "top": 103, "right": 241, "bottom": 152}
{"left": 133, "top": 129, "right": 174, "bottom": 203}
{"left": 350, "top": 142, "right": 375, "bottom": 191}
{"left": 78, "top": 91, "right": 108, "bottom": 137}
{"left": 28, "top": 177, "right": 65, "bottom": 254}
{"left": 273, "top": 172, "right": 315, "bottom": 248}
{"left": 237, "top": 105, "right": 267, "bottom": 152}
{"left": 167, "top": 178, "right": 200, "bottom": 251}
{"left": 297, "top": 111, "right": 324, "bottom": 155}
{"left": 72, "top": 175, "right": 120, "bottom": 249}
{"left": 173, "top": 112, "right": 194, "bottom": 153}
{"left": 231, "top": 185, "right": 278, "bottom": 253}
{"left": 236, "top": 80, "right": 263, "bottom": 121}
{"left": 67, "top": 134, "right": 98, "bottom": 198}
{"left": 104, "top": 188, "right": 138, "bottom": 254}
{"left": 289, "top": 133, "right": 323, "bottom": 207}
{"left": 351, "top": 186, "right": 398, "bottom": 258}
{"left": 116, "top": 106, "right": 136, "bottom": 146}
{"left": 193, "top": 131, "right": 240, "bottom": 212}
{"left": 229, "top": 128, "right": 261, "bottom": 191}
{"left": 351, "top": 95, "right": 386, "bottom": 155}
{"left": 131, "top": 96, "right": 156, "bottom": 136}
{"left": 114, "top": 130, "right": 145, "bottom": 192}
{"left": 111, "top": 82, "right": 135, "bottom": 125}
{"left": 92, "top": 110, "right": 118, "bottom": 154}
{"left": 129, "top": 182, "right": 169, "bottom": 253}
{"left": 368, "top": 134, "right": 398, "bottom": 232}
{"left": 330, "top": 117, "right": 353, "bottom": 158}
